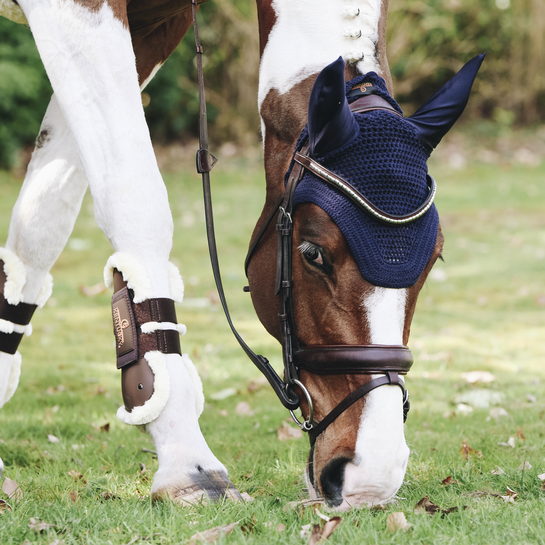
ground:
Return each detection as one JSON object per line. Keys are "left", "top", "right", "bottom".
{"left": 1, "top": 125, "right": 545, "bottom": 544}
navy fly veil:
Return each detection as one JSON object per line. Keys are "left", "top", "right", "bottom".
{"left": 289, "top": 55, "right": 484, "bottom": 289}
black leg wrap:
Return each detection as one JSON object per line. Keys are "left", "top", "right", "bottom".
{"left": 0, "top": 260, "right": 37, "bottom": 355}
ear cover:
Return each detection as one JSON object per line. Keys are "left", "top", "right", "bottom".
{"left": 406, "top": 53, "right": 485, "bottom": 152}
{"left": 308, "top": 57, "right": 360, "bottom": 157}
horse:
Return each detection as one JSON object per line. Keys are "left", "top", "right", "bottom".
{"left": 0, "top": 0, "right": 483, "bottom": 509}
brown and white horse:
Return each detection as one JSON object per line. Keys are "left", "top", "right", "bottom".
{"left": 0, "top": 0, "right": 480, "bottom": 510}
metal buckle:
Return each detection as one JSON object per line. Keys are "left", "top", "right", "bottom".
{"left": 402, "top": 389, "right": 410, "bottom": 423}
{"left": 287, "top": 379, "right": 313, "bottom": 431}
{"left": 279, "top": 207, "right": 293, "bottom": 224}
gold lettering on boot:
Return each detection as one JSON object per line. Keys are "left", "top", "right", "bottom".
{"left": 113, "top": 307, "right": 130, "bottom": 348}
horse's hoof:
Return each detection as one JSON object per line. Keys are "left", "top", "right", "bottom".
{"left": 151, "top": 470, "right": 241, "bottom": 505}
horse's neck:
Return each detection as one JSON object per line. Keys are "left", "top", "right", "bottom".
{"left": 257, "top": 0, "right": 392, "bottom": 201}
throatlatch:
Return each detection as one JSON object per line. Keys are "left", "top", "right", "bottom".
{"left": 106, "top": 253, "right": 186, "bottom": 426}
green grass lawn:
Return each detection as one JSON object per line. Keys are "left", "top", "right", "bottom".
{"left": 1, "top": 140, "right": 545, "bottom": 544}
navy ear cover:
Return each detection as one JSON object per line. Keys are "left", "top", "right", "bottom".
{"left": 406, "top": 53, "right": 485, "bottom": 152}
{"left": 308, "top": 57, "right": 360, "bottom": 157}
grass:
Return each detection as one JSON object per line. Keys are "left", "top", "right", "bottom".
{"left": 1, "top": 136, "right": 545, "bottom": 544}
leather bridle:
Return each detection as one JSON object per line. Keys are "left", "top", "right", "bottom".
{"left": 191, "top": 1, "right": 436, "bottom": 443}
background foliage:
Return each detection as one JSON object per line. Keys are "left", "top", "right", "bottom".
{"left": 0, "top": 0, "right": 543, "bottom": 168}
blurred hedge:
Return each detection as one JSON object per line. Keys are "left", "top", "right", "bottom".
{"left": 0, "top": 0, "right": 543, "bottom": 169}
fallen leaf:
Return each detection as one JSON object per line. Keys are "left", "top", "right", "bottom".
{"left": 219, "top": 410, "right": 228, "bottom": 417}
{"left": 28, "top": 517, "right": 57, "bottom": 534}
{"left": 517, "top": 427, "right": 526, "bottom": 441}
{"left": 100, "top": 423, "right": 110, "bottom": 433}
{"left": 188, "top": 521, "right": 239, "bottom": 544}
{"left": 455, "top": 389, "right": 505, "bottom": 409}
{"left": 209, "top": 388, "right": 237, "bottom": 401}
{"left": 47, "top": 434, "right": 60, "bottom": 443}
{"left": 0, "top": 499, "right": 13, "bottom": 512}
{"left": 498, "top": 437, "right": 516, "bottom": 448}
{"left": 456, "top": 403, "right": 473, "bottom": 414}
{"left": 538, "top": 472, "right": 545, "bottom": 481}
{"left": 461, "top": 371, "right": 496, "bottom": 384}
{"left": 79, "top": 282, "right": 107, "bottom": 297}
{"left": 488, "top": 407, "right": 509, "bottom": 421}
{"left": 2, "top": 477, "right": 23, "bottom": 501}
{"left": 67, "top": 470, "right": 86, "bottom": 484}
{"left": 300, "top": 524, "right": 312, "bottom": 539}
{"left": 441, "top": 476, "right": 458, "bottom": 485}
{"left": 283, "top": 499, "right": 325, "bottom": 515}
{"left": 414, "top": 496, "right": 442, "bottom": 515}
{"left": 527, "top": 393, "right": 537, "bottom": 403}
{"left": 240, "top": 492, "right": 254, "bottom": 502}
{"left": 386, "top": 512, "right": 412, "bottom": 532}
{"left": 459, "top": 441, "right": 481, "bottom": 461}
{"left": 505, "top": 486, "right": 518, "bottom": 497}
{"left": 309, "top": 517, "right": 342, "bottom": 544}
{"left": 276, "top": 523, "right": 285, "bottom": 532}
{"left": 414, "top": 496, "right": 462, "bottom": 515}
{"left": 235, "top": 402, "right": 253, "bottom": 416}
{"left": 247, "top": 381, "right": 261, "bottom": 393}
{"left": 277, "top": 421, "right": 303, "bottom": 441}
{"left": 69, "top": 491, "right": 78, "bottom": 503}
{"left": 491, "top": 466, "right": 505, "bottom": 475}
{"left": 518, "top": 461, "right": 532, "bottom": 470}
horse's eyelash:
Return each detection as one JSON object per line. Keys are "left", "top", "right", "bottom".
{"left": 298, "top": 241, "right": 315, "bottom": 254}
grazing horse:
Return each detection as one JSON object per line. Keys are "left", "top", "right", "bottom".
{"left": 247, "top": 0, "right": 483, "bottom": 509}
{"left": 0, "top": 0, "right": 482, "bottom": 510}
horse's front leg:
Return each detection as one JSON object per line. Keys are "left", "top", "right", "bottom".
{"left": 13, "top": 0, "right": 237, "bottom": 503}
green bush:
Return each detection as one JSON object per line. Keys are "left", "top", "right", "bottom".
{"left": 0, "top": 18, "right": 52, "bottom": 169}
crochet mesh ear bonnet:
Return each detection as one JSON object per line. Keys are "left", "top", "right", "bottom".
{"left": 290, "top": 55, "right": 484, "bottom": 289}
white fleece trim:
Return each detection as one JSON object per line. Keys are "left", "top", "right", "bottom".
{"left": 116, "top": 351, "right": 170, "bottom": 425}
{"left": 140, "top": 321, "right": 177, "bottom": 334}
{"left": 0, "top": 320, "right": 32, "bottom": 336}
{"left": 0, "top": 248, "right": 26, "bottom": 305}
{"left": 2, "top": 352, "right": 22, "bottom": 407}
{"left": 104, "top": 253, "right": 153, "bottom": 303}
{"left": 167, "top": 262, "right": 184, "bottom": 303}
{"left": 0, "top": 320, "right": 14, "bottom": 335}
{"left": 182, "top": 353, "right": 204, "bottom": 417}
{"left": 35, "top": 273, "right": 53, "bottom": 308}
{"left": 177, "top": 323, "right": 187, "bottom": 336}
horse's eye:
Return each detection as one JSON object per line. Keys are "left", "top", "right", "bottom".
{"left": 299, "top": 242, "right": 324, "bottom": 267}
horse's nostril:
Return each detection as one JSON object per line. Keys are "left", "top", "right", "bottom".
{"left": 320, "top": 456, "right": 351, "bottom": 507}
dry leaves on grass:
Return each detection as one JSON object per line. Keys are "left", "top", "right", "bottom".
{"left": 517, "top": 427, "right": 526, "bottom": 441}
{"left": 2, "top": 477, "right": 23, "bottom": 501}
{"left": 187, "top": 521, "right": 239, "bottom": 544}
{"left": 461, "top": 371, "right": 495, "bottom": 384}
{"left": 414, "top": 496, "right": 463, "bottom": 516}
{"left": 47, "top": 434, "right": 60, "bottom": 444}
{"left": 459, "top": 441, "right": 482, "bottom": 461}
{"left": 28, "top": 517, "right": 58, "bottom": 534}
{"left": 277, "top": 421, "right": 303, "bottom": 441}
{"left": 518, "top": 461, "right": 532, "bottom": 470}
{"left": 67, "top": 470, "right": 87, "bottom": 484}
{"left": 441, "top": 476, "right": 458, "bottom": 485}
{"left": 386, "top": 512, "right": 412, "bottom": 532}
{"left": 0, "top": 499, "right": 13, "bottom": 512}
{"left": 308, "top": 517, "right": 342, "bottom": 544}
{"left": 498, "top": 437, "right": 516, "bottom": 448}
{"left": 283, "top": 499, "right": 325, "bottom": 516}
{"left": 491, "top": 466, "right": 505, "bottom": 475}
{"left": 501, "top": 486, "right": 518, "bottom": 503}
{"left": 235, "top": 402, "right": 254, "bottom": 416}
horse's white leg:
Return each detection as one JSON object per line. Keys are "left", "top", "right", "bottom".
{"left": 15, "top": 0, "right": 236, "bottom": 502}
{"left": 0, "top": 94, "right": 87, "bottom": 407}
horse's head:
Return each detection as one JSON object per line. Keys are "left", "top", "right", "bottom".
{"left": 249, "top": 55, "right": 483, "bottom": 509}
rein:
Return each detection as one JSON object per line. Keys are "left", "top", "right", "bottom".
{"left": 191, "top": 2, "right": 434, "bottom": 442}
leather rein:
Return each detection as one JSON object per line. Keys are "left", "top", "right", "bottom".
{"left": 191, "top": 2, "right": 435, "bottom": 443}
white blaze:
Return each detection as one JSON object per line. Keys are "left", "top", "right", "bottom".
{"left": 339, "top": 287, "right": 410, "bottom": 509}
